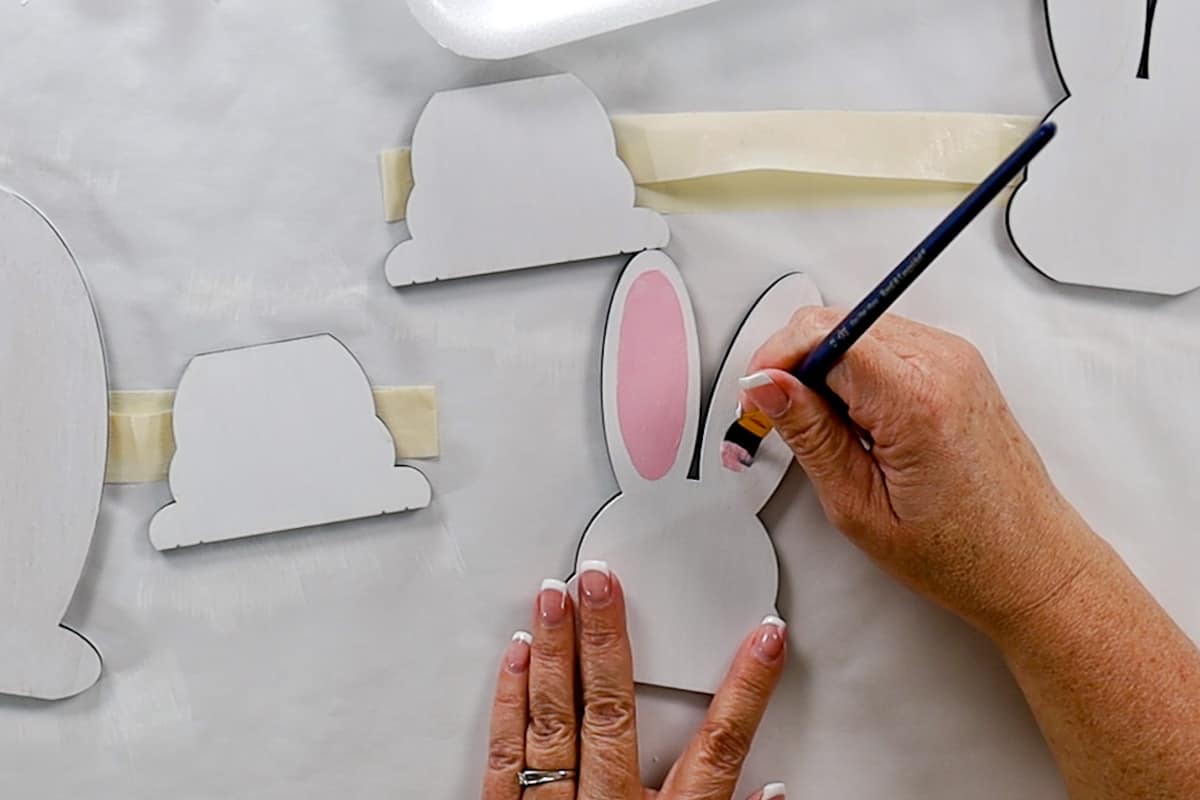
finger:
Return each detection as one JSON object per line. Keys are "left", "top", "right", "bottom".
{"left": 483, "top": 632, "right": 532, "bottom": 800}
{"left": 524, "top": 579, "right": 578, "bottom": 799}
{"left": 739, "top": 368, "right": 883, "bottom": 509}
{"left": 576, "top": 561, "right": 641, "bottom": 800}
{"left": 662, "top": 617, "right": 788, "bottom": 800}
{"left": 745, "top": 306, "right": 917, "bottom": 434}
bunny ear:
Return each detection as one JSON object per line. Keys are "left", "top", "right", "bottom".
{"left": 699, "top": 273, "right": 824, "bottom": 511}
{"left": 601, "top": 250, "right": 700, "bottom": 490}
{"left": 1146, "top": 0, "right": 1200, "bottom": 82}
{"left": 1048, "top": 0, "right": 1147, "bottom": 91}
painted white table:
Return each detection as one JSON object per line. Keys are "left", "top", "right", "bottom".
{"left": 2, "top": 2, "right": 1196, "bottom": 797}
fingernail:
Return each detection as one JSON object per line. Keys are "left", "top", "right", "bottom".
{"left": 739, "top": 372, "right": 790, "bottom": 418}
{"left": 579, "top": 560, "right": 612, "bottom": 608}
{"left": 506, "top": 631, "right": 532, "bottom": 674}
{"left": 538, "top": 579, "right": 569, "bottom": 627}
{"left": 752, "top": 615, "right": 787, "bottom": 664}
{"left": 762, "top": 782, "right": 787, "bottom": 799}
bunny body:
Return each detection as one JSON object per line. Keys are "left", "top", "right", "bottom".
{"left": 1008, "top": 0, "right": 1200, "bottom": 294}
{"left": 578, "top": 485, "right": 780, "bottom": 694}
{"left": 0, "top": 189, "right": 106, "bottom": 700}
{"left": 574, "top": 250, "right": 823, "bottom": 695}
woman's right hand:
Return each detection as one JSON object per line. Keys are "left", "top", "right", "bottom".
{"left": 739, "top": 308, "right": 1099, "bottom": 635}
{"left": 742, "top": 308, "right": 1200, "bottom": 800}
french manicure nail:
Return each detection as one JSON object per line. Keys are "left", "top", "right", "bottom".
{"left": 739, "top": 372, "right": 791, "bottom": 418}
{"left": 762, "top": 782, "right": 787, "bottom": 799}
{"left": 538, "top": 579, "right": 569, "bottom": 627}
{"left": 752, "top": 615, "right": 787, "bottom": 664}
{"left": 506, "top": 631, "right": 532, "bottom": 674}
{"left": 739, "top": 372, "right": 775, "bottom": 390}
{"left": 579, "top": 560, "right": 612, "bottom": 608}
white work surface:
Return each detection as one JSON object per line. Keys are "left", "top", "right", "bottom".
{"left": 3, "top": 2, "right": 1198, "bottom": 798}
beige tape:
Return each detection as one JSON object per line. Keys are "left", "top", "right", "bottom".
{"left": 634, "top": 173, "right": 990, "bottom": 215}
{"left": 107, "top": 391, "right": 176, "bottom": 484}
{"left": 381, "top": 111, "right": 1040, "bottom": 220}
{"left": 611, "top": 111, "right": 1039, "bottom": 185}
{"left": 106, "top": 386, "right": 439, "bottom": 485}
{"left": 380, "top": 147, "right": 414, "bottom": 227}
{"left": 372, "top": 385, "right": 439, "bottom": 461}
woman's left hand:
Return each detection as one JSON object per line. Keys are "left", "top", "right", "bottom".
{"left": 482, "top": 561, "right": 788, "bottom": 800}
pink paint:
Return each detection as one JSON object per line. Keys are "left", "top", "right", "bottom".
{"left": 720, "top": 441, "right": 750, "bottom": 473}
{"left": 617, "top": 270, "right": 688, "bottom": 481}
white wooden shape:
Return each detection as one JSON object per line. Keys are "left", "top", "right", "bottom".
{"left": 407, "top": 0, "right": 722, "bottom": 60}
{"left": 1007, "top": 0, "right": 1200, "bottom": 295}
{"left": 386, "top": 74, "right": 669, "bottom": 287}
{"left": 574, "top": 251, "right": 823, "bottom": 694}
{"left": 150, "top": 335, "right": 432, "bottom": 551}
{"left": 0, "top": 188, "right": 106, "bottom": 700}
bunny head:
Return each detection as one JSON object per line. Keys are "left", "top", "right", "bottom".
{"left": 574, "top": 250, "right": 822, "bottom": 695}
{"left": 1007, "top": 0, "right": 1200, "bottom": 294}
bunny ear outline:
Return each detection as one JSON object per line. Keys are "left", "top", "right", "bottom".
{"left": 1148, "top": 0, "right": 1200, "bottom": 82}
{"left": 601, "top": 250, "right": 700, "bottom": 493}
{"left": 1046, "top": 0, "right": 1147, "bottom": 93}
{"left": 698, "top": 273, "right": 824, "bottom": 512}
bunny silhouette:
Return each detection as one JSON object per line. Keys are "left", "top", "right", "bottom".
{"left": 0, "top": 188, "right": 106, "bottom": 700}
{"left": 573, "top": 250, "right": 822, "bottom": 695}
{"left": 1007, "top": 0, "right": 1200, "bottom": 295}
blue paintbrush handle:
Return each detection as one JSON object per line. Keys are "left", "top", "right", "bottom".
{"left": 795, "top": 121, "right": 1058, "bottom": 393}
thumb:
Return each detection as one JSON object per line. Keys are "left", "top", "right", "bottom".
{"left": 740, "top": 369, "right": 876, "bottom": 495}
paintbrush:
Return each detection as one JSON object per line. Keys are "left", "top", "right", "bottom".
{"left": 721, "top": 121, "right": 1058, "bottom": 471}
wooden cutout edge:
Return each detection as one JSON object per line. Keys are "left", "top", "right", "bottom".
{"left": 566, "top": 262, "right": 798, "bottom": 694}
{"left": 149, "top": 333, "right": 432, "bottom": 553}
{"left": 600, "top": 250, "right": 701, "bottom": 490}
{"left": 385, "top": 74, "right": 670, "bottom": 288}
{"left": 695, "top": 271, "right": 814, "bottom": 496}
{"left": 0, "top": 186, "right": 108, "bottom": 699}
{"left": 1004, "top": 0, "right": 1196, "bottom": 295}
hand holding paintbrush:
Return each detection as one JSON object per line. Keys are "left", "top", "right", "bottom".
{"left": 721, "top": 122, "right": 1058, "bottom": 472}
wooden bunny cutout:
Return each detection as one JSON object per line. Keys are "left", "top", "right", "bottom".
{"left": 575, "top": 251, "right": 823, "bottom": 694}
{"left": 0, "top": 189, "right": 106, "bottom": 700}
{"left": 1008, "top": 0, "right": 1200, "bottom": 295}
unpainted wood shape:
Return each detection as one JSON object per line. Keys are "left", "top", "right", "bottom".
{"left": 574, "top": 250, "right": 823, "bottom": 694}
{"left": 0, "top": 188, "right": 106, "bottom": 700}
{"left": 1007, "top": 0, "right": 1200, "bottom": 295}
{"left": 150, "top": 335, "right": 432, "bottom": 551}
{"left": 386, "top": 74, "right": 669, "bottom": 287}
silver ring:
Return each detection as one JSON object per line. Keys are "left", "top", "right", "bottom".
{"left": 517, "top": 769, "right": 577, "bottom": 788}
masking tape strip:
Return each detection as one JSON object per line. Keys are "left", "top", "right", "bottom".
{"left": 634, "top": 173, "right": 990, "bottom": 215}
{"left": 106, "top": 386, "right": 439, "bottom": 485}
{"left": 380, "top": 111, "right": 1041, "bottom": 221}
{"left": 380, "top": 148, "right": 414, "bottom": 227}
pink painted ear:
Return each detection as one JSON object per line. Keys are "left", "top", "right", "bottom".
{"left": 603, "top": 251, "right": 699, "bottom": 487}
{"left": 618, "top": 270, "right": 688, "bottom": 480}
